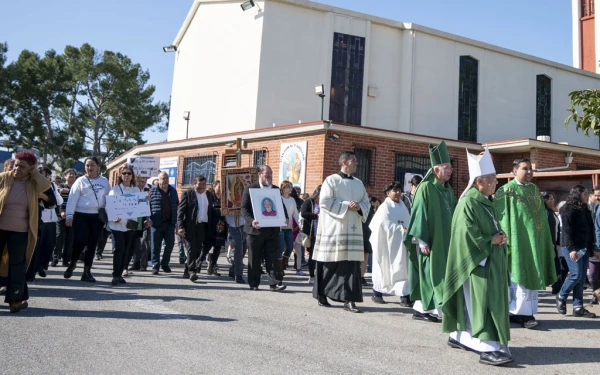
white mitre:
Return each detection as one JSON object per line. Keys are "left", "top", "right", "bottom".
{"left": 459, "top": 147, "right": 496, "bottom": 199}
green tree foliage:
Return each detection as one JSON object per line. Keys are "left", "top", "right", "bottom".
{"left": 0, "top": 43, "right": 166, "bottom": 171}
{"left": 565, "top": 89, "right": 600, "bottom": 137}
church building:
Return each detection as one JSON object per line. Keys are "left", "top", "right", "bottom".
{"left": 107, "top": 0, "right": 600, "bottom": 199}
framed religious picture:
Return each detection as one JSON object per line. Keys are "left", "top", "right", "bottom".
{"left": 221, "top": 167, "right": 257, "bottom": 216}
{"left": 249, "top": 188, "right": 286, "bottom": 227}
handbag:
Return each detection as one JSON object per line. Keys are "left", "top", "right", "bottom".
{"left": 86, "top": 177, "right": 108, "bottom": 224}
{"left": 298, "top": 200, "right": 314, "bottom": 248}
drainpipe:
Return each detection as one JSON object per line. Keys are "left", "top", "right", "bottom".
{"left": 535, "top": 152, "right": 573, "bottom": 172}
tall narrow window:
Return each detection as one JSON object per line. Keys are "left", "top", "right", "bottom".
{"left": 458, "top": 56, "right": 479, "bottom": 142}
{"left": 353, "top": 147, "right": 374, "bottom": 185}
{"left": 536, "top": 75, "right": 552, "bottom": 137}
{"left": 330, "top": 33, "right": 365, "bottom": 125}
{"left": 253, "top": 149, "right": 267, "bottom": 168}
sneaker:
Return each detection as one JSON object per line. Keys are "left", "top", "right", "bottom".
{"left": 371, "top": 295, "right": 386, "bottom": 304}
{"left": 573, "top": 308, "right": 597, "bottom": 318}
{"left": 308, "top": 278, "right": 315, "bottom": 284}
{"left": 296, "top": 269, "right": 307, "bottom": 276}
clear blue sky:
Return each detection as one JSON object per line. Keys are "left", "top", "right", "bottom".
{"left": 1, "top": 0, "right": 573, "bottom": 144}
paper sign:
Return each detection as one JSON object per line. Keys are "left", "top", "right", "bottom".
{"left": 105, "top": 192, "right": 151, "bottom": 222}
{"left": 160, "top": 156, "right": 178, "bottom": 188}
{"left": 127, "top": 156, "right": 160, "bottom": 177}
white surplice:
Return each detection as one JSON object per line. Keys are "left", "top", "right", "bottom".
{"left": 369, "top": 197, "right": 410, "bottom": 296}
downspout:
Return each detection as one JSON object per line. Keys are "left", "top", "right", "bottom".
{"left": 409, "top": 30, "right": 416, "bottom": 133}
{"left": 535, "top": 152, "right": 573, "bottom": 172}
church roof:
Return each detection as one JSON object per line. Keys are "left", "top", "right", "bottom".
{"left": 172, "top": 0, "right": 600, "bottom": 80}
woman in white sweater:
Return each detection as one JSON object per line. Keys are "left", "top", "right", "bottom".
{"left": 64, "top": 157, "right": 111, "bottom": 282}
{"left": 278, "top": 180, "right": 301, "bottom": 276}
{"left": 108, "top": 165, "right": 142, "bottom": 286}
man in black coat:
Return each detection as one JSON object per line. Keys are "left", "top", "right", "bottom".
{"left": 177, "top": 175, "right": 215, "bottom": 282}
{"left": 240, "top": 165, "right": 286, "bottom": 291}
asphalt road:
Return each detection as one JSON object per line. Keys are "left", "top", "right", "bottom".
{"left": 1, "top": 246, "right": 598, "bottom": 375}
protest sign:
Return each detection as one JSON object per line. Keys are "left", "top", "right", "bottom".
{"left": 127, "top": 156, "right": 160, "bottom": 177}
{"left": 105, "top": 192, "right": 151, "bottom": 222}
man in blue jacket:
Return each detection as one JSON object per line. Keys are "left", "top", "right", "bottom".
{"left": 149, "top": 171, "right": 179, "bottom": 275}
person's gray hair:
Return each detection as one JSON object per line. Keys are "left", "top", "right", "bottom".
{"left": 338, "top": 151, "right": 355, "bottom": 166}
{"left": 63, "top": 168, "right": 77, "bottom": 176}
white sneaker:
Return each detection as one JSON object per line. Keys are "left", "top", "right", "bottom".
{"left": 308, "top": 277, "right": 315, "bottom": 284}
{"left": 296, "top": 269, "right": 306, "bottom": 276}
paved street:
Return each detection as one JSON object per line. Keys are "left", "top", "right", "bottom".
{"left": 1, "top": 245, "right": 598, "bottom": 375}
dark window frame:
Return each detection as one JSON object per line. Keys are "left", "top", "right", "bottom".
{"left": 353, "top": 146, "right": 375, "bottom": 186}
{"left": 253, "top": 149, "right": 267, "bottom": 168}
{"left": 536, "top": 74, "right": 552, "bottom": 137}
{"left": 330, "top": 32, "right": 365, "bottom": 125}
{"left": 458, "top": 56, "right": 479, "bottom": 143}
{"left": 394, "top": 152, "right": 459, "bottom": 194}
{"left": 182, "top": 153, "right": 217, "bottom": 186}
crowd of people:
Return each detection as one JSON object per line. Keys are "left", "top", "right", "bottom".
{"left": 1, "top": 147, "right": 599, "bottom": 367}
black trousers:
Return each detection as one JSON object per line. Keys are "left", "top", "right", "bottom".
{"left": 0, "top": 230, "right": 29, "bottom": 303}
{"left": 70, "top": 212, "right": 104, "bottom": 268}
{"left": 54, "top": 220, "right": 73, "bottom": 262}
{"left": 307, "top": 244, "right": 316, "bottom": 278}
{"left": 247, "top": 228, "right": 281, "bottom": 288}
{"left": 200, "top": 237, "right": 221, "bottom": 267}
{"left": 112, "top": 230, "right": 136, "bottom": 278}
{"left": 132, "top": 228, "right": 150, "bottom": 268}
{"left": 36, "top": 222, "right": 57, "bottom": 271}
{"left": 95, "top": 228, "right": 110, "bottom": 256}
{"left": 184, "top": 222, "right": 207, "bottom": 272}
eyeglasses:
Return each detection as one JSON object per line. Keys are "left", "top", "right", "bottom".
{"left": 122, "top": 172, "right": 133, "bottom": 176}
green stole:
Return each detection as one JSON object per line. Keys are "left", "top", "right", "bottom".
{"left": 442, "top": 187, "right": 510, "bottom": 344}
{"left": 493, "top": 179, "right": 557, "bottom": 290}
{"left": 404, "top": 177, "right": 457, "bottom": 310}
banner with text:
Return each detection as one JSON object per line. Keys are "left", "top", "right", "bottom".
{"left": 105, "top": 192, "right": 151, "bottom": 222}
{"left": 127, "top": 156, "right": 160, "bottom": 177}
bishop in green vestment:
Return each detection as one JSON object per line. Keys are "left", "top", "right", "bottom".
{"left": 493, "top": 158, "right": 557, "bottom": 329}
{"left": 443, "top": 148, "right": 513, "bottom": 367}
{"left": 404, "top": 141, "right": 457, "bottom": 322}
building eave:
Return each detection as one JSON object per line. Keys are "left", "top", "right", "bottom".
{"left": 484, "top": 138, "right": 600, "bottom": 157}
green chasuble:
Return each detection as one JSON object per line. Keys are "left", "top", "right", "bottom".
{"left": 404, "top": 176, "right": 457, "bottom": 310}
{"left": 493, "top": 179, "right": 557, "bottom": 290}
{"left": 442, "top": 187, "right": 510, "bottom": 345}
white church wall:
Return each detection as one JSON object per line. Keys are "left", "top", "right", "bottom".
{"left": 167, "top": 1, "right": 265, "bottom": 141}
{"left": 410, "top": 31, "right": 600, "bottom": 149}
{"left": 255, "top": 1, "right": 332, "bottom": 129}
{"left": 365, "top": 23, "right": 403, "bottom": 132}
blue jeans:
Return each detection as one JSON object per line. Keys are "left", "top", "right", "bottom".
{"left": 151, "top": 221, "right": 175, "bottom": 269}
{"left": 177, "top": 234, "right": 186, "bottom": 261}
{"left": 559, "top": 247, "right": 590, "bottom": 308}
{"left": 278, "top": 229, "right": 294, "bottom": 259}
{"left": 228, "top": 226, "right": 247, "bottom": 279}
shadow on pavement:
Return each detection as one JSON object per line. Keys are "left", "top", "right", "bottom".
{"left": 511, "top": 346, "right": 600, "bottom": 365}
{"left": 28, "top": 286, "right": 211, "bottom": 303}
{"left": 3, "top": 307, "right": 237, "bottom": 322}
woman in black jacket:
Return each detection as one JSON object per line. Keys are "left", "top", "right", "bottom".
{"left": 300, "top": 185, "right": 321, "bottom": 283}
{"left": 558, "top": 185, "right": 598, "bottom": 318}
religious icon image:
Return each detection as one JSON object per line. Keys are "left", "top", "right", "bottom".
{"left": 282, "top": 151, "right": 302, "bottom": 183}
{"left": 261, "top": 198, "right": 277, "bottom": 217}
{"left": 220, "top": 167, "right": 256, "bottom": 215}
{"left": 249, "top": 188, "right": 286, "bottom": 227}
{"left": 279, "top": 142, "right": 306, "bottom": 191}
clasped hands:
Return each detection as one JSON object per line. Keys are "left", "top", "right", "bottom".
{"left": 348, "top": 200, "right": 360, "bottom": 211}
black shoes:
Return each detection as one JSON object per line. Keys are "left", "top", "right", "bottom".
{"left": 343, "top": 301, "right": 362, "bottom": 313}
{"left": 38, "top": 269, "right": 47, "bottom": 278}
{"left": 510, "top": 315, "right": 540, "bottom": 329}
{"left": 556, "top": 295, "right": 567, "bottom": 315}
{"left": 447, "top": 338, "right": 480, "bottom": 354}
{"left": 400, "top": 295, "right": 413, "bottom": 307}
{"left": 249, "top": 286, "right": 259, "bottom": 291}
{"left": 318, "top": 295, "right": 332, "bottom": 307}
{"left": 81, "top": 267, "right": 96, "bottom": 282}
{"left": 573, "top": 308, "right": 597, "bottom": 318}
{"left": 111, "top": 277, "right": 119, "bottom": 286}
{"left": 119, "top": 277, "right": 126, "bottom": 284}
{"left": 361, "top": 277, "right": 368, "bottom": 286}
{"left": 479, "top": 351, "right": 514, "bottom": 366}
{"left": 179, "top": 258, "right": 186, "bottom": 264}
{"left": 270, "top": 284, "right": 287, "bottom": 292}
{"left": 64, "top": 263, "right": 76, "bottom": 279}
{"left": 190, "top": 272, "right": 199, "bottom": 282}
{"left": 412, "top": 311, "right": 440, "bottom": 323}
{"left": 50, "top": 259, "right": 58, "bottom": 267}
{"left": 183, "top": 268, "right": 190, "bottom": 279}
{"left": 161, "top": 265, "right": 172, "bottom": 273}
{"left": 235, "top": 278, "right": 245, "bottom": 284}
{"left": 371, "top": 295, "right": 386, "bottom": 304}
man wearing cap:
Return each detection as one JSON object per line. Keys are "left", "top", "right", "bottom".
{"left": 404, "top": 141, "right": 457, "bottom": 322}
{"left": 493, "top": 158, "right": 556, "bottom": 329}
{"left": 442, "top": 148, "right": 513, "bottom": 366}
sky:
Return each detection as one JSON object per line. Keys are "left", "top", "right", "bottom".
{"left": 0, "top": 0, "right": 574, "bottom": 144}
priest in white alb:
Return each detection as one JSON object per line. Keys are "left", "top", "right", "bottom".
{"left": 369, "top": 181, "right": 412, "bottom": 306}
{"left": 312, "top": 151, "right": 370, "bottom": 313}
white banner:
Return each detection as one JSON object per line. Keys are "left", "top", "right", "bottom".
{"left": 105, "top": 192, "right": 151, "bottom": 222}
{"left": 160, "top": 156, "right": 178, "bottom": 187}
{"left": 127, "top": 156, "right": 160, "bottom": 177}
